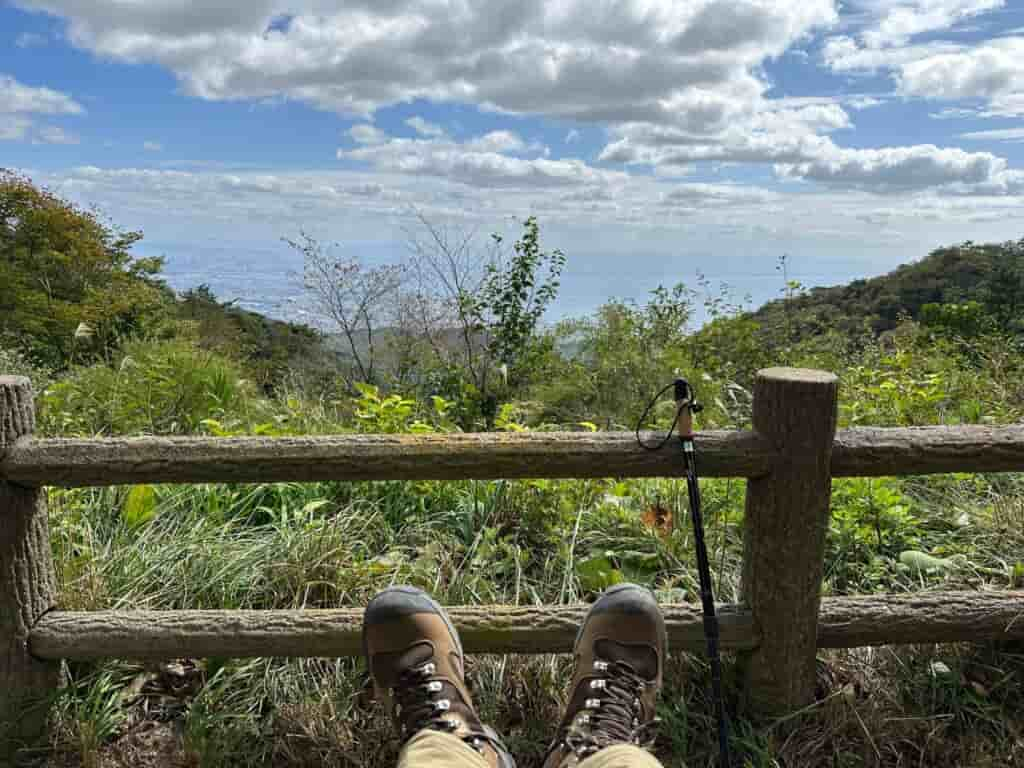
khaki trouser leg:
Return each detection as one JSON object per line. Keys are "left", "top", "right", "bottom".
{"left": 578, "top": 744, "right": 666, "bottom": 768}
{"left": 396, "top": 730, "right": 666, "bottom": 768}
{"left": 397, "top": 730, "right": 490, "bottom": 768}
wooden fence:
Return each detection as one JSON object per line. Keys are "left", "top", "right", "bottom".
{"left": 2, "top": 368, "right": 1024, "bottom": 762}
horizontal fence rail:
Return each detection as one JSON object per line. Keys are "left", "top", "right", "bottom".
{"left": 3, "top": 424, "right": 1024, "bottom": 488}
{"left": 29, "top": 592, "right": 1024, "bottom": 661}
{"left": 4, "top": 370, "right": 1024, "bottom": 761}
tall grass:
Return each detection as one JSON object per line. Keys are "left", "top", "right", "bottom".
{"left": 36, "top": 328, "right": 1024, "bottom": 767}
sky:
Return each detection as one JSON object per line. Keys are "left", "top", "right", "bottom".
{"left": 3, "top": 0, "right": 1024, "bottom": 322}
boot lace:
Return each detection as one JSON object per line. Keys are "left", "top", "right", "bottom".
{"left": 562, "top": 659, "right": 659, "bottom": 759}
{"left": 392, "top": 662, "right": 495, "bottom": 755}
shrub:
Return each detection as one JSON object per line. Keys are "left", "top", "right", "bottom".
{"left": 39, "top": 339, "right": 260, "bottom": 436}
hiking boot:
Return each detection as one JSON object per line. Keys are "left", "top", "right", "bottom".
{"left": 543, "top": 583, "right": 667, "bottom": 768}
{"left": 363, "top": 586, "right": 515, "bottom": 768}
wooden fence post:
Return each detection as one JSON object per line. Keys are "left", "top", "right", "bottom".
{"left": 1, "top": 377, "right": 60, "bottom": 765}
{"left": 739, "top": 367, "right": 838, "bottom": 716}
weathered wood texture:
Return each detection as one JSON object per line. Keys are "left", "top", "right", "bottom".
{"left": 4, "top": 425, "right": 1024, "bottom": 489}
{"left": 28, "top": 592, "right": 1023, "bottom": 661}
{"left": 0, "top": 431, "right": 773, "bottom": 487}
{"left": 831, "top": 425, "right": 1024, "bottom": 476}
{"left": 740, "top": 368, "right": 839, "bottom": 717}
{"left": 31, "top": 604, "right": 758, "bottom": 660}
{"left": 0, "top": 378, "right": 60, "bottom": 765}
{"left": 816, "top": 591, "right": 1024, "bottom": 647}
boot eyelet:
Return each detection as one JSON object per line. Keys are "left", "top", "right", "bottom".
{"left": 593, "top": 660, "right": 609, "bottom": 672}
{"left": 435, "top": 699, "right": 451, "bottom": 711}
{"left": 585, "top": 698, "right": 602, "bottom": 709}
{"left": 426, "top": 681, "right": 443, "bottom": 693}
{"left": 420, "top": 662, "right": 436, "bottom": 675}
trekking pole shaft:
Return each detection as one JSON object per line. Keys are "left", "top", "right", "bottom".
{"left": 675, "top": 384, "right": 731, "bottom": 767}
{"left": 683, "top": 445, "right": 730, "bottom": 767}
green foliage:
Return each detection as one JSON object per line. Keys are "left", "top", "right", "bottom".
{"left": 176, "top": 284, "right": 329, "bottom": 395}
{"left": 352, "top": 382, "right": 456, "bottom": 434}
{"left": 15, "top": 210, "right": 1024, "bottom": 768}
{"left": 0, "top": 170, "right": 170, "bottom": 369}
{"left": 826, "top": 477, "right": 921, "bottom": 592}
{"left": 0, "top": 337, "right": 54, "bottom": 392}
{"left": 39, "top": 340, "right": 259, "bottom": 436}
{"left": 54, "top": 671, "right": 126, "bottom": 768}
{"left": 920, "top": 301, "right": 990, "bottom": 338}
{"left": 751, "top": 238, "right": 1024, "bottom": 341}
{"left": 534, "top": 284, "right": 694, "bottom": 426}
{"left": 463, "top": 216, "right": 565, "bottom": 386}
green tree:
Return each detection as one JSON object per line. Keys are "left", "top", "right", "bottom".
{"left": 0, "top": 170, "right": 168, "bottom": 368}
{"left": 464, "top": 217, "right": 566, "bottom": 380}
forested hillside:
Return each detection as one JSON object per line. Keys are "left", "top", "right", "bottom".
{"left": 2, "top": 172, "right": 1023, "bottom": 768}
{"left": 751, "top": 240, "right": 1024, "bottom": 339}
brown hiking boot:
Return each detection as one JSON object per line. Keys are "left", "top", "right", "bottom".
{"left": 362, "top": 586, "right": 515, "bottom": 768}
{"left": 543, "top": 583, "right": 667, "bottom": 768}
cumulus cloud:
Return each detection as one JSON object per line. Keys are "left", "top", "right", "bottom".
{"left": 659, "top": 182, "right": 777, "bottom": 209}
{"left": 143, "top": 140, "right": 163, "bottom": 151}
{"left": 14, "top": 0, "right": 837, "bottom": 127}
{"left": 847, "top": 95, "right": 884, "bottom": 109}
{"left": 405, "top": 116, "right": 445, "bottom": 138}
{"left": 0, "top": 74, "right": 83, "bottom": 115}
{"left": 601, "top": 108, "right": 1013, "bottom": 194}
{"left": 341, "top": 127, "right": 620, "bottom": 189}
{"left": 898, "top": 37, "right": 1024, "bottom": 113}
{"left": 776, "top": 143, "right": 1005, "bottom": 192}
{"left": 820, "top": 4, "right": 1023, "bottom": 117}
{"left": 0, "top": 74, "right": 83, "bottom": 142}
{"left": 349, "top": 123, "right": 387, "bottom": 145}
{"left": 862, "top": 0, "right": 1003, "bottom": 48}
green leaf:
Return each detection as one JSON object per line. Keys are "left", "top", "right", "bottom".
{"left": 123, "top": 484, "right": 157, "bottom": 528}
{"left": 576, "top": 555, "right": 624, "bottom": 593}
{"left": 353, "top": 382, "right": 379, "bottom": 400}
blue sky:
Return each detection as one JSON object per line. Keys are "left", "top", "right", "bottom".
{"left": 3, "top": 0, "right": 1024, "bottom": 322}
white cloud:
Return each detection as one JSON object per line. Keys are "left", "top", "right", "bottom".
{"left": 848, "top": 95, "right": 883, "bottom": 109}
{"left": 959, "top": 127, "right": 1024, "bottom": 141}
{"left": 565, "top": 129, "right": 581, "bottom": 143}
{"left": 659, "top": 182, "right": 777, "bottom": 208}
{"left": 898, "top": 37, "right": 1024, "bottom": 114}
{"left": 862, "top": 0, "right": 1004, "bottom": 49}
{"left": 0, "top": 75, "right": 84, "bottom": 143}
{"left": 601, "top": 108, "right": 1013, "bottom": 194}
{"left": 0, "top": 74, "right": 84, "bottom": 115}
{"left": 777, "top": 143, "right": 1005, "bottom": 192}
{"left": 464, "top": 130, "right": 528, "bottom": 154}
{"left": 143, "top": 140, "right": 163, "bottom": 151}
{"left": 35, "top": 124, "right": 80, "bottom": 144}
{"left": 822, "top": 35, "right": 961, "bottom": 72}
{"left": 405, "top": 116, "right": 444, "bottom": 138}
{"left": 14, "top": 0, "right": 838, "bottom": 129}
{"left": 348, "top": 123, "right": 387, "bottom": 145}
{"left": 349, "top": 123, "right": 387, "bottom": 145}
{"left": 342, "top": 127, "right": 620, "bottom": 189}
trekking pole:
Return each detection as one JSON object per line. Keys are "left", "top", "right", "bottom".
{"left": 636, "top": 379, "right": 731, "bottom": 767}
